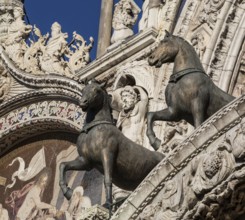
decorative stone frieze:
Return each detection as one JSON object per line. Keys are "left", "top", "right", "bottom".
{"left": 0, "top": 92, "right": 85, "bottom": 156}
{"left": 208, "top": 0, "right": 245, "bottom": 84}
{"left": 232, "top": 49, "right": 245, "bottom": 97}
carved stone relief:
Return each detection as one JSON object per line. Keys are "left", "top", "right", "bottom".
{"left": 175, "top": 0, "right": 198, "bottom": 37}
{"left": 190, "top": 32, "right": 207, "bottom": 60}
{"left": 136, "top": 126, "right": 242, "bottom": 220}
{"left": 196, "top": 0, "right": 226, "bottom": 30}
{"left": 0, "top": 6, "right": 94, "bottom": 78}
{"left": 0, "top": 64, "right": 11, "bottom": 103}
{"left": 159, "top": 120, "right": 194, "bottom": 155}
{"left": 207, "top": 1, "right": 245, "bottom": 84}
{"left": 139, "top": 0, "right": 165, "bottom": 32}
{"left": 232, "top": 50, "right": 245, "bottom": 97}
{"left": 157, "top": 0, "right": 179, "bottom": 38}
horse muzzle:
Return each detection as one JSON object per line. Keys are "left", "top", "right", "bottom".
{"left": 79, "top": 99, "right": 89, "bottom": 111}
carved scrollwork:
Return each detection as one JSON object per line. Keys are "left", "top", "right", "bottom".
{"left": 228, "top": 122, "right": 245, "bottom": 161}
{"left": 197, "top": 0, "right": 226, "bottom": 29}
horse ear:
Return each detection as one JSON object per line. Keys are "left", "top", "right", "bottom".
{"left": 165, "top": 30, "right": 171, "bottom": 38}
{"left": 91, "top": 78, "right": 97, "bottom": 83}
{"left": 79, "top": 78, "right": 88, "bottom": 85}
{"left": 99, "top": 81, "right": 107, "bottom": 89}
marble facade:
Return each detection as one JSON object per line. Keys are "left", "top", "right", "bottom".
{"left": 0, "top": 0, "right": 244, "bottom": 219}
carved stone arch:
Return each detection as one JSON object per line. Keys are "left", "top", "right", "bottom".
{"left": 0, "top": 90, "right": 85, "bottom": 157}
{"left": 215, "top": 4, "right": 245, "bottom": 92}
{"left": 204, "top": 0, "right": 245, "bottom": 86}
{"left": 220, "top": 37, "right": 245, "bottom": 96}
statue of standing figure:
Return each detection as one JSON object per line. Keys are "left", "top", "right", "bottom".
{"left": 139, "top": 0, "right": 165, "bottom": 31}
{"left": 3, "top": 7, "right": 32, "bottom": 68}
{"left": 40, "top": 22, "right": 72, "bottom": 77}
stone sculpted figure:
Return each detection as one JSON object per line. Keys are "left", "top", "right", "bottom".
{"left": 191, "top": 33, "right": 206, "bottom": 60}
{"left": 190, "top": 141, "right": 236, "bottom": 196}
{"left": 68, "top": 32, "right": 94, "bottom": 72}
{"left": 3, "top": 7, "right": 32, "bottom": 68}
{"left": 139, "top": 0, "right": 165, "bottom": 31}
{"left": 160, "top": 120, "right": 192, "bottom": 154}
{"left": 111, "top": 0, "right": 140, "bottom": 44}
{"left": 116, "top": 85, "right": 148, "bottom": 145}
{"left": 230, "top": 122, "right": 245, "bottom": 160}
{"left": 0, "top": 9, "right": 14, "bottom": 41}
{"left": 23, "top": 25, "right": 49, "bottom": 74}
{"left": 40, "top": 22, "right": 72, "bottom": 77}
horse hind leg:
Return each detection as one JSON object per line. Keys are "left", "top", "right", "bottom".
{"left": 101, "top": 149, "right": 115, "bottom": 217}
{"left": 191, "top": 98, "right": 206, "bottom": 128}
{"left": 147, "top": 108, "right": 177, "bottom": 150}
{"left": 59, "top": 157, "right": 91, "bottom": 200}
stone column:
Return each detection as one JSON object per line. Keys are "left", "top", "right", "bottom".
{"left": 96, "top": 0, "right": 114, "bottom": 58}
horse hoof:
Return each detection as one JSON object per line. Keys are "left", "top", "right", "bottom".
{"left": 103, "top": 202, "right": 111, "bottom": 210}
{"left": 151, "top": 138, "right": 161, "bottom": 151}
{"left": 64, "top": 188, "right": 73, "bottom": 200}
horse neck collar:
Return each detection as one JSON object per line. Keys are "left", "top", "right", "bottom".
{"left": 81, "top": 120, "right": 114, "bottom": 133}
{"left": 169, "top": 68, "right": 207, "bottom": 83}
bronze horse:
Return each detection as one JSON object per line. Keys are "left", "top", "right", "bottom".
{"left": 59, "top": 81, "right": 164, "bottom": 211}
{"left": 147, "top": 31, "right": 235, "bottom": 150}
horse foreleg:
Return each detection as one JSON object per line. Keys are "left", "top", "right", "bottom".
{"left": 191, "top": 98, "right": 206, "bottom": 128}
{"left": 101, "top": 149, "right": 114, "bottom": 215}
{"left": 59, "top": 157, "right": 91, "bottom": 200}
{"left": 147, "top": 108, "right": 177, "bottom": 150}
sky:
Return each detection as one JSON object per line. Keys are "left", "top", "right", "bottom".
{"left": 24, "top": 0, "right": 144, "bottom": 60}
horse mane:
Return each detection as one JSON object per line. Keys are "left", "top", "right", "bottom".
{"left": 85, "top": 80, "right": 114, "bottom": 123}
{"left": 174, "top": 35, "right": 198, "bottom": 55}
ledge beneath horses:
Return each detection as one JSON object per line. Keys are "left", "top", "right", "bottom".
{"left": 77, "top": 205, "right": 109, "bottom": 220}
